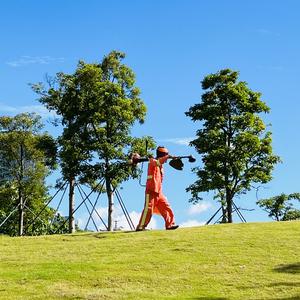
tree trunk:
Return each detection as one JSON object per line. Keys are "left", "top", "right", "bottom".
{"left": 106, "top": 177, "right": 114, "bottom": 231}
{"left": 68, "top": 177, "right": 75, "bottom": 233}
{"left": 226, "top": 189, "right": 233, "bottom": 223}
{"left": 18, "top": 144, "right": 24, "bottom": 236}
{"left": 18, "top": 191, "right": 24, "bottom": 236}
{"left": 221, "top": 204, "right": 227, "bottom": 223}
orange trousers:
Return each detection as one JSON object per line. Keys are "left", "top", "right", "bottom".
{"left": 137, "top": 192, "right": 175, "bottom": 230}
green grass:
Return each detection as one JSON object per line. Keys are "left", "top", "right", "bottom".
{"left": 1, "top": 221, "right": 300, "bottom": 300}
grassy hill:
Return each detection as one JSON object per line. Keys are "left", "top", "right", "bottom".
{"left": 1, "top": 221, "right": 300, "bottom": 300}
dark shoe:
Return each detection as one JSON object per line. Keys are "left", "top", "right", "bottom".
{"left": 166, "top": 225, "right": 179, "bottom": 230}
{"left": 136, "top": 228, "right": 148, "bottom": 231}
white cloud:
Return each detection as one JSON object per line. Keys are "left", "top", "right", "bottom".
{"left": 257, "top": 29, "right": 272, "bottom": 35}
{"left": 116, "top": 210, "right": 157, "bottom": 231}
{"left": 6, "top": 55, "right": 64, "bottom": 67}
{"left": 179, "top": 219, "right": 205, "bottom": 228}
{"left": 256, "top": 65, "right": 283, "bottom": 71}
{"left": 95, "top": 206, "right": 108, "bottom": 219}
{"left": 76, "top": 217, "right": 86, "bottom": 229}
{"left": 78, "top": 202, "right": 213, "bottom": 232}
{"left": 160, "top": 137, "right": 195, "bottom": 146}
{"left": 256, "top": 29, "right": 280, "bottom": 37}
{"left": 0, "top": 103, "right": 57, "bottom": 119}
{"left": 188, "top": 202, "right": 212, "bottom": 215}
{"left": 0, "top": 103, "right": 17, "bottom": 113}
{"left": 91, "top": 206, "right": 157, "bottom": 231}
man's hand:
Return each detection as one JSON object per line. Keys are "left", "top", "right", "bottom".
{"left": 168, "top": 155, "right": 177, "bottom": 160}
{"left": 130, "top": 153, "right": 141, "bottom": 165}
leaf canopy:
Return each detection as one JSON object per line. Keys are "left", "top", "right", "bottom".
{"left": 32, "top": 51, "right": 150, "bottom": 187}
{"left": 0, "top": 113, "right": 58, "bottom": 235}
{"left": 186, "top": 69, "right": 280, "bottom": 205}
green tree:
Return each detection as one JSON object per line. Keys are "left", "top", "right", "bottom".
{"left": 32, "top": 51, "right": 153, "bottom": 231}
{"left": 0, "top": 113, "right": 57, "bottom": 236}
{"left": 185, "top": 69, "right": 280, "bottom": 223}
{"left": 257, "top": 193, "right": 300, "bottom": 221}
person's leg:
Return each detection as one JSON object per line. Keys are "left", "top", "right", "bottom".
{"left": 136, "top": 193, "right": 155, "bottom": 230}
{"left": 156, "top": 194, "right": 177, "bottom": 229}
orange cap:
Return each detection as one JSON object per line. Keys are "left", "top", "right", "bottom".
{"left": 156, "top": 146, "right": 169, "bottom": 157}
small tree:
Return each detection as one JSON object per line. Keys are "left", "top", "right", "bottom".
{"left": 0, "top": 113, "right": 57, "bottom": 236}
{"left": 186, "top": 69, "right": 280, "bottom": 222}
{"left": 32, "top": 51, "right": 153, "bottom": 231}
{"left": 257, "top": 193, "right": 300, "bottom": 221}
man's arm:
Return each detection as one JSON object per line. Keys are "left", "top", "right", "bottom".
{"left": 135, "top": 157, "right": 149, "bottom": 163}
{"left": 158, "top": 154, "right": 177, "bottom": 165}
{"left": 129, "top": 153, "right": 150, "bottom": 165}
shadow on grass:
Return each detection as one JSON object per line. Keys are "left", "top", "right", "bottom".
{"left": 190, "top": 298, "right": 228, "bottom": 300}
{"left": 257, "top": 297, "right": 300, "bottom": 300}
{"left": 274, "top": 263, "right": 300, "bottom": 274}
{"left": 67, "top": 232, "right": 108, "bottom": 239}
{"left": 268, "top": 282, "right": 300, "bottom": 287}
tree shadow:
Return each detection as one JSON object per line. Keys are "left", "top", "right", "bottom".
{"left": 65, "top": 232, "right": 109, "bottom": 239}
{"left": 257, "top": 297, "right": 300, "bottom": 300}
{"left": 190, "top": 298, "right": 228, "bottom": 300}
{"left": 273, "top": 263, "right": 300, "bottom": 274}
{"left": 268, "top": 282, "right": 300, "bottom": 287}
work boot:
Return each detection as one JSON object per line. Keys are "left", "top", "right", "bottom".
{"left": 166, "top": 225, "right": 179, "bottom": 230}
{"left": 136, "top": 227, "right": 147, "bottom": 231}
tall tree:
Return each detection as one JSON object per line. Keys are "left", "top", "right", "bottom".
{"left": 185, "top": 69, "right": 280, "bottom": 222}
{"left": 32, "top": 51, "right": 152, "bottom": 231}
{"left": 0, "top": 113, "right": 57, "bottom": 236}
{"left": 257, "top": 193, "right": 300, "bottom": 221}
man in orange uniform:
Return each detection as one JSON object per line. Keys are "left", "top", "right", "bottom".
{"left": 135, "top": 146, "right": 179, "bottom": 231}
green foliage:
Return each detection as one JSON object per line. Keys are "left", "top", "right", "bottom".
{"left": 1, "top": 222, "right": 300, "bottom": 299}
{"left": 32, "top": 51, "right": 149, "bottom": 183}
{"left": 282, "top": 209, "right": 300, "bottom": 221}
{"left": 32, "top": 51, "right": 152, "bottom": 230}
{"left": 0, "top": 113, "right": 58, "bottom": 236}
{"left": 186, "top": 69, "right": 280, "bottom": 222}
{"left": 257, "top": 193, "right": 300, "bottom": 221}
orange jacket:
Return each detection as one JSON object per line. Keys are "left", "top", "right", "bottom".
{"left": 145, "top": 156, "right": 169, "bottom": 194}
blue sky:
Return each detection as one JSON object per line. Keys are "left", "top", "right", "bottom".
{"left": 1, "top": 0, "right": 300, "bottom": 230}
